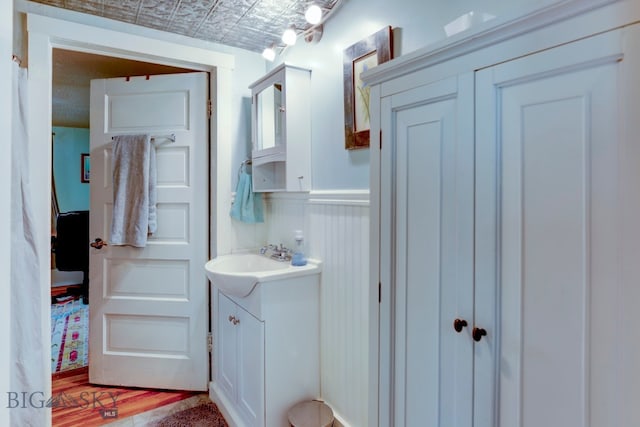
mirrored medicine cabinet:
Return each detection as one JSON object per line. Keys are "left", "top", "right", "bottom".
{"left": 255, "top": 82, "right": 283, "bottom": 152}
{"left": 250, "top": 63, "right": 311, "bottom": 192}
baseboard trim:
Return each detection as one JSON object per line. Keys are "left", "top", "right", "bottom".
{"left": 329, "top": 407, "right": 350, "bottom": 427}
{"left": 209, "top": 381, "right": 245, "bottom": 427}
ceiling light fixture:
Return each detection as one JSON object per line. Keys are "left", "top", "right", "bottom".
{"left": 262, "top": 44, "right": 276, "bottom": 61}
{"left": 261, "top": 0, "right": 345, "bottom": 61}
{"left": 305, "top": 4, "right": 323, "bottom": 25}
{"left": 282, "top": 26, "right": 297, "bottom": 46}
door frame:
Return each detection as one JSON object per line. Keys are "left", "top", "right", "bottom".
{"left": 26, "top": 12, "right": 235, "bottom": 424}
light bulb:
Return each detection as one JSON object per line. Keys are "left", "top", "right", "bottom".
{"left": 282, "top": 27, "right": 297, "bottom": 46}
{"left": 262, "top": 45, "right": 276, "bottom": 61}
{"left": 305, "top": 4, "right": 322, "bottom": 25}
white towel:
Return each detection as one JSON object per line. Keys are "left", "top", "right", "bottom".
{"left": 110, "top": 134, "right": 157, "bottom": 247}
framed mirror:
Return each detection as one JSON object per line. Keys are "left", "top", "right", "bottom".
{"left": 255, "top": 82, "right": 283, "bottom": 152}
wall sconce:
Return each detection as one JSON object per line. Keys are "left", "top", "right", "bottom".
{"left": 303, "top": 24, "right": 323, "bottom": 44}
{"left": 282, "top": 26, "right": 298, "bottom": 46}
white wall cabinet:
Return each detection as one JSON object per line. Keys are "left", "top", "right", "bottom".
{"left": 369, "top": 6, "right": 640, "bottom": 427}
{"left": 250, "top": 64, "right": 311, "bottom": 192}
{"left": 211, "top": 272, "right": 321, "bottom": 427}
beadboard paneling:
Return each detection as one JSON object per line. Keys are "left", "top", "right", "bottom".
{"left": 264, "top": 192, "right": 308, "bottom": 247}
{"left": 266, "top": 191, "right": 370, "bottom": 427}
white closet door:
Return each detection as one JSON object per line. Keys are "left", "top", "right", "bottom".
{"left": 380, "top": 74, "right": 474, "bottom": 427}
{"left": 475, "top": 29, "right": 624, "bottom": 427}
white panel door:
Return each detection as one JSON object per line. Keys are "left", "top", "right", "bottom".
{"left": 89, "top": 72, "right": 209, "bottom": 390}
{"left": 475, "top": 30, "right": 623, "bottom": 427}
{"left": 380, "top": 74, "right": 474, "bottom": 427}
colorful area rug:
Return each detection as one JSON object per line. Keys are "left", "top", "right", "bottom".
{"left": 51, "top": 299, "right": 88, "bottom": 373}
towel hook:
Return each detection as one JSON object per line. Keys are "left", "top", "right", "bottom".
{"left": 238, "top": 158, "right": 252, "bottom": 177}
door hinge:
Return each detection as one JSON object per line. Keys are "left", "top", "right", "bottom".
{"left": 207, "top": 99, "right": 213, "bottom": 118}
{"left": 378, "top": 282, "right": 382, "bottom": 303}
{"left": 379, "top": 130, "right": 382, "bottom": 150}
{"left": 207, "top": 332, "right": 213, "bottom": 352}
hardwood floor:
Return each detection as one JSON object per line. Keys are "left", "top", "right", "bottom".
{"left": 51, "top": 367, "right": 200, "bottom": 426}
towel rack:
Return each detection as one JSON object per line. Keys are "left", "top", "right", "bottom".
{"left": 151, "top": 134, "right": 176, "bottom": 143}
{"left": 111, "top": 134, "right": 176, "bottom": 143}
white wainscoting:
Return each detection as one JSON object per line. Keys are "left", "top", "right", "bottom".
{"left": 265, "top": 190, "right": 370, "bottom": 427}
{"left": 264, "top": 192, "right": 309, "bottom": 247}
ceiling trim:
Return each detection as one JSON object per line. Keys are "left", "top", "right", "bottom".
{"left": 28, "top": 13, "right": 235, "bottom": 70}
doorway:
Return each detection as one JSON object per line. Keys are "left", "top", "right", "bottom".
{"left": 28, "top": 12, "right": 235, "bottom": 425}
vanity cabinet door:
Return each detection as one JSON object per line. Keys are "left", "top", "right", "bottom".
{"left": 217, "top": 293, "right": 239, "bottom": 400}
{"left": 217, "top": 292, "right": 265, "bottom": 427}
{"left": 236, "top": 306, "right": 265, "bottom": 427}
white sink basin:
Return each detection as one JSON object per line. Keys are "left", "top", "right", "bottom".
{"left": 205, "top": 253, "right": 321, "bottom": 297}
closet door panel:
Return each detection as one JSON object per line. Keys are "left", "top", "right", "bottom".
{"left": 476, "top": 30, "right": 622, "bottom": 427}
{"left": 383, "top": 75, "right": 474, "bottom": 427}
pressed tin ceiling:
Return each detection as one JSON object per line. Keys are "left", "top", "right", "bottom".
{"left": 30, "top": 0, "right": 341, "bottom": 53}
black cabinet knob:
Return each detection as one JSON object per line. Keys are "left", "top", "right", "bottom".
{"left": 453, "top": 318, "right": 468, "bottom": 333}
{"left": 472, "top": 327, "right": 487, "bottom": 342}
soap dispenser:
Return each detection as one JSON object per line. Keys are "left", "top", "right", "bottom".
{"left": 291, "top": 230, "right": 307, "bottom": 266}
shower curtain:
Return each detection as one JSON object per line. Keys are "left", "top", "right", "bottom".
{"left": 11, "top": 61, "right": 46, "bottom": 426}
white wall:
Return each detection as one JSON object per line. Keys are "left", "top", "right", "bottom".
{"left": 275, "top": 0, "right": 559, "bottom": 190}
{"left": 228, "top": 53, "right": 267, "bottom": 189}
{"left": 0, "top": 0, "right": 12, "bottom": 424}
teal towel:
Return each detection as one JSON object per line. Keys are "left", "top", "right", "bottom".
{"left": 230, "top": 171, "right": 264, "bottom": 223}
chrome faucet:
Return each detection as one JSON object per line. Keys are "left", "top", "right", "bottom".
{"left": 259, "top": 243, "right": 291, "bottom": 261}
{"left": 259, "top": 244, "right": 273, "bottom": 255}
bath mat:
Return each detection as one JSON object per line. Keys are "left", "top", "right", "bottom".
{"left": 149, "top": 401, "right": 228, "bottom": 427}
{"left": 51, "top": 299, "right": 88, "bottom": 373}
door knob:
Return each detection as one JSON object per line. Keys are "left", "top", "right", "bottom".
{"left": 472, "top": 327, "right": 487, "bottom": 342}
{"left": 228, "top": 315, "right": 240, "bottom": 325}
{"left": 453, "top": 318, "right": 468, "bottom": 333}
{"left": 90, "top": 238, "right": 108, "bottom": 249}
